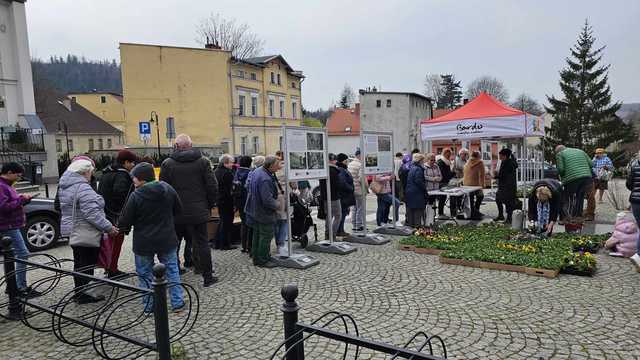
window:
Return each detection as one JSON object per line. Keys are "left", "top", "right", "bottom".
{"left": 291, "top": 82, "right": 296, "bottom": 89}
{"left": 251, "top": 96, "right": 258, "bottom": 116}
{"left": 100, "top": 96, "right": 106, "bottom": 104}
{"left": 237, "top": 70, "right": 245, "bottom": 78}
{"left": 68, "top": 139, "right": 74, "bottom": 151}
{"left": 71, "top": 96, "right": 76, "bottom": 102}
{"left": 292, "top": 102, "right": 297, "bottom": 119}
{"left": 250, "top": 72, "right": 257, "bottom": 80}
{"left": 269, "top": 99, "right": 275, "bottom": 117}
{"left": 98, "top": 138, "right": 104, "bottom": 150}
{"left": 277, "top": 73, "right": 281, "bottom": 85}
{"left": 279, "top": 100, "right": 285, "bottom": 118}
{"left": 107, "top": 138, "right": 112, "bottom": 148}
{"left": 252, "top": 136, "right": 259, "bottom": 154}
{"left": 270, "top": 72, "right": 275, "bottom": 84}
{"left": 239, "top": 95, "right": 246, "bottom": 116}
{"left": 56, "top": 139, "right": 62, "bottom": 152}
{"left": 88, "top": 139, "right": 94, "bottom": 151}
{"left": 0, "top": 97, "right": 4, "bottom": 108}
{"left": 279, "top": 136, "right": 283, "bottom": 151}
{"left": 386, "top": 99, "right": 392, "bottom": 108}
{"left": 240, "top": 136, "right": 248, "bottom": 155}
{"left": 376, "top": 100, "right": 381, "bottom": 108}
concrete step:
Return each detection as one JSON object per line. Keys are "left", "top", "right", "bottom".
{"left": 14, "top": 181, "right": 33, "bottom": 189}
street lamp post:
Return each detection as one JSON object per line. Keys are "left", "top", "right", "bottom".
{"left": 150, "top": 111, "right": 161, "bottom": 159}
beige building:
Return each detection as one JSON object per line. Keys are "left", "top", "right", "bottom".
{"left": 67, "top": 92, "right": 125, "bottom": 134}
{"left": 36, "top": 88, "right": 123, "bottom": 161}
{"left": 120, "top": 43, "right": 304, "bottom": 155}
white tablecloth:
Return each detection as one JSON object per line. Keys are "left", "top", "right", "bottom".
{"left": 427, "top": 186, "right": 483, "bottom": 222}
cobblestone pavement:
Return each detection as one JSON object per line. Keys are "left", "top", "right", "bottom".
{"left": 1, "top": 193, "right": 639, "bottom": 360}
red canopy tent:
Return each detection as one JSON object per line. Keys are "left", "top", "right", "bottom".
{"left": 421, "top": 92, "right": 544, "bottom": 140}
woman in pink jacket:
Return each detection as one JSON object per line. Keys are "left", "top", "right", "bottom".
{"left": 605, "top": 212, "right": 638, "bottom": 257}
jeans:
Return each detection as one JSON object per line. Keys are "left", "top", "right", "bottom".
{"left": 1, "top": 229, "right": 30, "bottom": 290}
{"left": 175, "top": 222, "right": 213, "bottom": 279}
{"left": 274, "top": 219, "right": 288, "bottom": 248}
{"left": 631, "top": 203, "right": 640, "bottom": 255}
{"left": 351, "top": 196, "right": 365, "bottom": 229}
{"left": 240, "top": 211, "right": 251, "bottom": 252}
{"left": 337, "top": 204, "right": 351, "bottom": 234}
{"left": 376, "top": 193, "right": 400, "bottom": 226}
{"left": 252, "top": 223, "right": 274, "bottom": 265}
{"left": 325, "top": 200, "right": 342, "bottom": 239}
{"left": 563, "top": 177, "right": 592, "bottom": 218}
{"left": 135, "top": 248, "right": 184, "bottom": 312}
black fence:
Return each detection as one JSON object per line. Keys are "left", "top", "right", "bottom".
{"left": 0, "top": 126, "right": 45, "bottom": 153}
{"left": 0, "top": 237, "right": 199, "bottom": 360}
{"left": 271, "top": 284, "right": 448, "bottom": 360}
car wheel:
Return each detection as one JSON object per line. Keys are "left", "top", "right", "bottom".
{"left": 23, "top": 215, "right": 59, "bottom": 252}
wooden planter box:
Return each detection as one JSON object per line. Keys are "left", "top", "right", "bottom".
{"left": 439, "top": 256, "right": 559, "bottom": 278}
{"left": 560, "top": 267, "right": 596, "bottom": 277}
{"left": 398, "top": 244, "right": 443, "bottom": 255}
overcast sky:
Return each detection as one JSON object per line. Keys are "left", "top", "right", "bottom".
{"left": 25, "top": 0, "right": 640, "bottom": 110}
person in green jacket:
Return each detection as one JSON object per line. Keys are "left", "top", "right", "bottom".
{"left": 555, "top": 145, "right": 593, "bottom": 220}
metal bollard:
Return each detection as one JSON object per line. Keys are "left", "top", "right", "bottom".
{"left": 281, "top": 284, "right": 304, "bottom": 360}
{"left": 152, "top": 263, "right": 172, "bottom": 360}
{"left": 1, "top": 236, "right": 24, "bottom": 320}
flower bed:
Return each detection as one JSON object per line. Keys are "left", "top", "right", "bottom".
{"left": 399, "top": 223, "right": 605, "bottom": 277}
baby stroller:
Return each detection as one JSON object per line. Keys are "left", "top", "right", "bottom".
{"left": 290, "top": 191, "right": 318, "bottom": 248}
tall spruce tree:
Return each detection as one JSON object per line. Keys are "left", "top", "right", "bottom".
{"left": 545, "top": 20, "right": 633, "bottom": 160}
{"left": 437, "top": 74, "right": 462, "bottom": 109}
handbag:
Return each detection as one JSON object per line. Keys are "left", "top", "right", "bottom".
{"left": 598, "top": 168, "right": 612, "bottom": 181}
{"left": 370, "top": 180, "right": 384, "bottom": 194}
{"left": 97, "top": 233, "right": 114, "bottom": 269}
{"left": 69, "top": 185, "right": 103, "bottom": 248}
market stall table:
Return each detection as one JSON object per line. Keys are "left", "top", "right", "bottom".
{"left": 427, "top": 186, "right": 483, "bottom": 225}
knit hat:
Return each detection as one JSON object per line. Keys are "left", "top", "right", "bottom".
{"left": 116, "top": 149, "right": 138, "bottom": 164}
{"left": 131, "top": 162, "right": 155, "bottom": 182}
{"left": 355, "top": 148, "right": 361, "bottom": 156}
{"left": 328, "top": 153, "right": 337, "bottom": 161}
{"left": 336, "top": 153, "right": 349, "bottom": 163}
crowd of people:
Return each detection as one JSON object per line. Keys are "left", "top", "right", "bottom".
{"left": 3, "top": 135, "right": 640, "bottom": 310}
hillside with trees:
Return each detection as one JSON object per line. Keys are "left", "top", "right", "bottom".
{"left": 31, "top": 55, "right": 122, "bottom": 94}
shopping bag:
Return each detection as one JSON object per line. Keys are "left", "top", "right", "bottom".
{"left": 97, "top": 233, "right": 114, "bottom": 269}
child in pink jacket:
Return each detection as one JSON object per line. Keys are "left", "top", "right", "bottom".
{"left": 605, "top": 212, "right": 638, "bottom": 257}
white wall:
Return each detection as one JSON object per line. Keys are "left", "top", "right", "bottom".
{"left": 328, "top": 135, "right": 359, "bottom": 157}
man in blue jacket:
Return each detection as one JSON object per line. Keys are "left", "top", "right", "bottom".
{"left": 244, "top": 156, "right": 281, "bottom": 267}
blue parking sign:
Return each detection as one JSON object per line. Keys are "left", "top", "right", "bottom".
{"left": 139, "top": 121, "right": 151, "bottom": 134}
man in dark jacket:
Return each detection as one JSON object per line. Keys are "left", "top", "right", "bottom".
{"left": 436, "top": 149, "right": 455, "bottom": 217}
{"left": 244, "top": 156, "right": 280, "bottom": 267}
{"left": 119, "top": 163, "right": 185, "bottom": 312}
{"left": 336, "top": 153, "right": 355, "bottom": 236}
{"left": 494, "top": 148, "right": 518, "bottom": 223}
{"left": 320, "top": 153, "right": 348, "bottom": 240}
{"left": 160, "top": 134, "right": 218, "bottom": 286}
{"left": 98, "top": 149, "right": 137, "bottom": 277}
{"left": 214, "top": 154, "right": 237, "bottom": 251}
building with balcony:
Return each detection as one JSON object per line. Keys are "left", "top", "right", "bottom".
{"left": 119, "top": 42, "right": 304, "bottom": 155}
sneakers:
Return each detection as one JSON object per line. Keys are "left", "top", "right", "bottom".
{"left": 172, "top": 300, "right": 188, "bottom": 313}
{"left": 257, "top": 261, "right": 278, "bottom": 268}
{"left": 630, "top": 254, "right": 640, "bottom": 273}
{"left": 17, "top": 286, "right": 44, "bottom": 299}
{"left": 494, "top": 216, "right": 505, "bottom": 222}
{"left": 75, "top": 293, "right": 105, "bottom": 304}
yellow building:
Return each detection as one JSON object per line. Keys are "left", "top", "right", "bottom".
{"left": 67, "top": 92, "right": 126, "bottom": 135}
{"left": 119, "top": 43, "right": 304, "bottom": 155}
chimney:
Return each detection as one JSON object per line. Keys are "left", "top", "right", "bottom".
{"left": 204, "top": 36, "right": 222, "bottom": 50}
{"left": 354, "top": 103, "right": 360, "bottom": 115}
{"left": 463, "top": 98, "right": 469, "bottom": 105}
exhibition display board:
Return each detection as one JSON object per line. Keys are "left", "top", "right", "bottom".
{"left": 284, "top": 126, "right": 356, "bottom": 256}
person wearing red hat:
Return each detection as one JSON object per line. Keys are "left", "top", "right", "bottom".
{"left": 98, "top": 149, "right": 138, "bottom": 277}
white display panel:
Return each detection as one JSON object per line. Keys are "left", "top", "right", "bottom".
{"left": 362, "top": 133, "right": 393, "bottom": 175}
{"left": 284, "top": 127, "right": 328, "bottom": 180}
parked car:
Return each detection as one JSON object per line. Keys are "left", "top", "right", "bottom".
{"left": 22, "top": 197, "right": 61, "bottom": 252}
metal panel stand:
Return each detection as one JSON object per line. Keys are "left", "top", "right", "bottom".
{"left": 343, "top": 232, "right": 390, "bottom": 245}
{"left": 306, "top": 240, "right": 357, "bottom": 254}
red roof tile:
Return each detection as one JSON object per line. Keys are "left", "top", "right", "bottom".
{"left": 327, "top": 105, "right": 360, "bottom": 136}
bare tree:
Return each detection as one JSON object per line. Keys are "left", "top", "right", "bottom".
{"left": 465, "top": 75, "right": 509, "bottom": 103}
{"left": 196, "top": 13, "right": 265, "bottom": 59}
{"left": 424, "top": 74, "right": 443, "bottom": 105}
{"left": 511, "top": 93, "right": 544, "bottom": 115}
{"left": 339, "top": 83, "right": 356, "bottom": 109}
